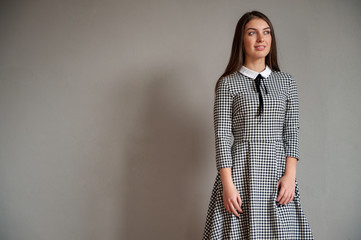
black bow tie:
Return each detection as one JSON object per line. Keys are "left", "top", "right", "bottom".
{"left": 254, "top": 74, "right": 269, "bottom": 116}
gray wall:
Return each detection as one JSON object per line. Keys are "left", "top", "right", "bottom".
{"left": 1, "top": 0, "right": 360, "bottom": 239}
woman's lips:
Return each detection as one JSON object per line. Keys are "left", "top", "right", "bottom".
{"left": 255, "top": 46, "right": 266, "bottom": 51}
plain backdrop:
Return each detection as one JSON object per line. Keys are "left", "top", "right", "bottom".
{"left": 1, "top": 0, "right": 360, "bottom": 239}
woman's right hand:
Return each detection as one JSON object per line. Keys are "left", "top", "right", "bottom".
{"left": 222, "top": 183, "right": 243, "bottom": 217}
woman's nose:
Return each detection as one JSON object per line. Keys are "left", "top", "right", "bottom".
{"left": 257, "top": 36, "right": 264, "bottom": 42}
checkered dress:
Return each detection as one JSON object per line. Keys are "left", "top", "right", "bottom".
{"left": 202, "top": 69, "right": 314, "bottom": 239}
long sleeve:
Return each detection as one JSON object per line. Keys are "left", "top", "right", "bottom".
{"left": 282, "top": 75, "right": 300, "bottom": 161}
{"left": 214, "top": 78, "right": 234, "bottom": 172}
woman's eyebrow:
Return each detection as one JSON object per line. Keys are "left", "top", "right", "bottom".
{"left": 247, "top": 27, "right": 271, "bottom": 30}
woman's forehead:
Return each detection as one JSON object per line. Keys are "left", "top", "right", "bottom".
{"left": 245, "top": 18, "right": 270, "bottom": 30}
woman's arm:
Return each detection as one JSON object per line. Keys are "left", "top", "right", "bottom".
{"left": 220, "top": 168, "right": 243, "bottom": 217}
{"left": 277, "top": 157, "right": 297, "bottom": 205}
{"left": 214, "top": 78, "right": 242, "bottom": 216}
{"left": 214, "top": 78, "right": 234, "bottom": 171}
{"left": 277, "top": 75, "right": 300, "bottom": 205}
{"left": 282, "top": 76, "right": 300, "bottom": 161}
{"left": 284, "top": 156, "right": 297, "bottom": 178}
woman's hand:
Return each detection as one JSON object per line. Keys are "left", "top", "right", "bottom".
{"left": 276, "top": 174, "right": 295, "bottom": 205}
{"left": 222, "top": 183, "right": 243, "bottom": 217}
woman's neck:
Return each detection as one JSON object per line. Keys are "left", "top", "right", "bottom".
{"left": 243, "top": 58, "right": 266, "bottom": 73}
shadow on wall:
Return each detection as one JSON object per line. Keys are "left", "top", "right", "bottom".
{"left": 121, "top": 66, "right": 209, "bottom": 240}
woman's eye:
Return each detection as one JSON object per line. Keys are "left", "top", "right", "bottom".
{"left": 264, "top": 30, "right": 270, "bottom": 34}
{"left": 248, "top": 32, "right": 255, "bottom": 35}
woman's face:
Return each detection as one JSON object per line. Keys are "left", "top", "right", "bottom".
{"left": 243, "top": 18, "right": 272, "bottom": 62}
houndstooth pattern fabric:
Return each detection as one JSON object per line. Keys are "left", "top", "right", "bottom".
{"left": 202, "top": 69, "right": 314, "bottom": 239}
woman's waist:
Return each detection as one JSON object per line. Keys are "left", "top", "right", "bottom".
{"left": 233, "top": 135, "right": 283, "bottom": 143}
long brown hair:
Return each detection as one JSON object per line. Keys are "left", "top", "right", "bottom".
{"left": 215, "top": 10, "right": 280, "bottom": 92}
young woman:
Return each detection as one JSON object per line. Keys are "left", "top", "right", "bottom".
{"left": 202, "top": 11, "right": 314, "bottom": 239}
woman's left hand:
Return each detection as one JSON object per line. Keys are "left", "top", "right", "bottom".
{"left": 276, "top": 174, "right": 295, "bottom": 205}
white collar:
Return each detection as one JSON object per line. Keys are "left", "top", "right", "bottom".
{"left": 239, "top": 65, "right": 272, "bottom": 79}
